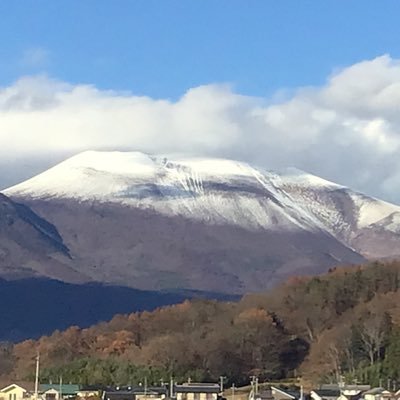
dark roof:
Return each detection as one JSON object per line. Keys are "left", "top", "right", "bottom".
{"left": 107, "top": 387, "right": 166, "bottom": 392}
{"left": 80, "top": 386, "right": 107, "bottom": 392}
{"left": 342, "top": 386, "right": 371, "bottom": 392}
{"left": 175, "top": 384, "right": 220, "bottom": 394}
{"left": 103, "top": 392, "right": 136, "bottom": 400}
{"left": 319, "top": 385, "right": 371, "bottom": 393}
{"left": 103, "top": 387, "right": 168, "bottom": 398}
{"left": 312, "top": 390, "right": 340, "bottom": 397}
{"left": 319, "top": 386, "right": 340, "bottom": 392}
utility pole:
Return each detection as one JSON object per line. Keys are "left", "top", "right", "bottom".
{"left": 170, "top": 377, "right": 174, "bottom": 398}
{"left": 34, "top": 352, "right": 40, "bottom": 400}
{"left": 144, "top": 377, "right": 147, "bottom": 399}
{"left": 255, "top": 378, "right": 259, "bottom": 396}
{"left": 250, "top": 376, "right": 255, "bottom": 398}
{"left": 59, "top": 376, "right": 63, "bottom": 400}
{"left": 250, "top": 376, "right": 258, "bottom": 397}
{"left": 219, "top": 377, "right": 226, "bottom": 394}
{"left": 231, "top": 384, "right": 235, "bottom": 400}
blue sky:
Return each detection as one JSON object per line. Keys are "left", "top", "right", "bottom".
{"left": 1, "top": 1, "right": 400, "bottom": 98}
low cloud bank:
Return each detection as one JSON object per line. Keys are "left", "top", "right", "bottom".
{"left": 1, "top": 55, "right": 400, "bottom": 202}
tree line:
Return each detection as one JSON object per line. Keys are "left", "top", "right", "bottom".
{"left": 3, "top": 261, "right": 400, "bottom": 386}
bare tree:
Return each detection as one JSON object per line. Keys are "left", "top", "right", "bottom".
{"left": 327, "top": 344, "right": 341, "bottom": 383}
{"left": 359, "top": 314, "right": 388, "bottom": 366}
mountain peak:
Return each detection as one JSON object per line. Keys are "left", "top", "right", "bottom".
{"left": 3, "top": 151, "right": 400, "bottom": 293}
{"left": 5, "top": 150, "right": 400, "bottom": 245}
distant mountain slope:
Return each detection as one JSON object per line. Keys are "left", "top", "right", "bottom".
{"left": 0, "top": 277, "right": 236, "bottom": 341}
{"left": 4, "top": 150, "right": 400, "bottom": 293}
{"left": 0, "top": 193, "right": 85, "bottom": 282}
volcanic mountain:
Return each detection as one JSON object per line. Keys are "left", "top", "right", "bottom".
{"left": 4, "top": 151, "right": 400, "bottom": 293}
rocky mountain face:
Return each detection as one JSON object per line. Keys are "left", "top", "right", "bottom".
{"left": 3, "top": 151, "right": 400, "bottom": 294}
{"left": 0, "top": 193, "right": 85, "bottom": 282}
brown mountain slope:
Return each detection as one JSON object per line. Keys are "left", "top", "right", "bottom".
{"left": 0, "top": 193, "right": 86, "bottom": 282}
{"left": 16, "top": 198, "right": 365, "bottom": 293}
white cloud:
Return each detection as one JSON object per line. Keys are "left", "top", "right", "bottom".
{"left": 1, "top": 55, "right": 400, "bottom": 203}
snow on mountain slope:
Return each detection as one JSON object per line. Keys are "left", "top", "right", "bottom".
{"left": 4, "top": 151, "right": 323, "bottom": 232}
{"left": 5, "top": 151, "right": 400, "bottom": 252}
{"left": 6, "top": 150, "right": 400, "bottom": 292}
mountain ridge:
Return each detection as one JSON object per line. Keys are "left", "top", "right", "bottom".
{"left": 3, "top": 150, "right": 400, "bottom": 293}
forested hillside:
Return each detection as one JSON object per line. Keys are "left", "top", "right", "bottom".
{"left": 3, "top": 261, "right": 400, "bottom": 386}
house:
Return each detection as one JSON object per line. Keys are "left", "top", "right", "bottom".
{"left": 338, "top": 386, "right": 371, "bottom": 400}
{"left": 135, "top": 387, "right": 168, "bottom": 400}
{"left": 254, "top": 389, "right": 274, "bottom": 400}
{"left": 310, "top": 389, "right": 340, "bottom": 400}
{"left": 40, "top": 384, "right": 80, "bottom": 400}
{"left": 102, "top": 386, "right": 167, "bottom": 400}
{"left": 174, "top": 383, "right": 221, "bottom": 400}
{"left": 0, "top": 384, "right": 35, "bottom": 400}
{"left": 77, "top": 386, "right": 105, "bottom": 399}
{"left": 316, "top": 385, "right": 370, "bottom": 400}
{"left": 102, "top": 390, "right": 135, "bottom": 400}
{"left": 271, "top": 387, "right": 300, "bottom": 400}
{"left": 363, "top": 388, "right": 393, "bottom": 400}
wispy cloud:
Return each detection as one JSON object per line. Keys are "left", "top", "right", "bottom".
{"left": 1, "top": 55, "right": 400, "bottom": 203}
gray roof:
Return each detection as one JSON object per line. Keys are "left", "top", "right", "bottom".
{"left": 175, "top": 384, "right": 220, "bottom": 394}
{"left": 363, "top": 388, "right": 387, "bottom": 395}
{"left": 319, "top": 385, "right": 371, "bottom": 393}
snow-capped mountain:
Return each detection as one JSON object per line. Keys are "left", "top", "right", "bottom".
{"left": 4, "top": 151, "right": 400, "bottom": 293}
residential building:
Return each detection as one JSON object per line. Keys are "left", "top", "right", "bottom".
{"left": 271, "top": 387, "right": 300, "bottom": 400}
{"left": 0, "top": 384, "right": 35, "bottom": 400}
{"left": 174, "top": 383, "right": 220, "bottom": 400}
{"left": 363, "top": 388, "right": 393, "bottom": 400}
{"left": 310, "top": 389, "right": 340, "bottom": 400}
{"left": 103, "top": 386, "right": 167, "bottom": 400}
{"left": 40, "top": 384, "right": 80, "bottom": 400}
